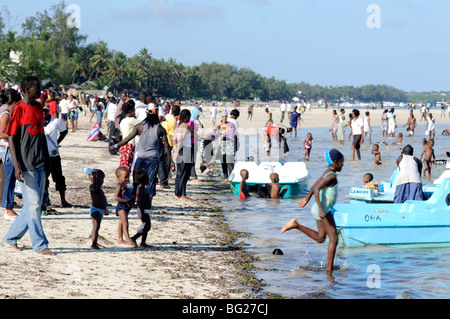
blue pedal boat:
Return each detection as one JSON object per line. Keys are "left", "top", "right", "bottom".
{"left": 347, "top": 169, "right": 437, "bottom": 203}
{"left": 228, "top": 161, "right": 309, "bottom": 198}
{"left": 333, "top": 178, "right": 450, "bottom": 247}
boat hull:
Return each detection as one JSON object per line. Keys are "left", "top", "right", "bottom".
{"left": 334, "top": 210, "right": 450, "bottom": 247}
{"left": 347, "top": 184, "right": 436, "bottom": 203}
{"left": 334, "top": 178, "right": 450, "bottom": 247}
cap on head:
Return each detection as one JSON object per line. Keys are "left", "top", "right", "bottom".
{"left": 325, "top": 149, "right": 344, "bottom": 165}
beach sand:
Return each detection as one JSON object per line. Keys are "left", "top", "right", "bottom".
{"left": 0, "top": 110, "right": 256, "bottom": 299}
{"left": 0, "top": 105, "right": 448, "bottom": 299}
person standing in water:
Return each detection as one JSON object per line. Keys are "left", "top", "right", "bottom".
{"left": 394, "top": 145, "right": 424, "bottom": 203}
{"left": 281, "top": 149, "right": 344, "bottom": 276}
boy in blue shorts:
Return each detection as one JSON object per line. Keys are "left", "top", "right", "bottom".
{"left": 115, "top": 167, "right": 136, "bottom": 247}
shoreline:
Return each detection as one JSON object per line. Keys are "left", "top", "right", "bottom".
{"left": 0, "top": 112, "right": 265, "bottom": 299}
{"left": 0, "top": 173, "right": 261, "bottom": 299}
{"left": 195, "top": 105, "right": 450, "bottom": 134}
{"left": 0, "top": 105, "right": 448, "bottom": 299}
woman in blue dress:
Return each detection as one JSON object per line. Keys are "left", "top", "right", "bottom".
{"left": 289, "top": 107, "right": 301, "bottom": 138}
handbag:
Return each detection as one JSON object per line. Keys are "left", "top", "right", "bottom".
{"left": 283, "top": 140, "right": 290, "bottom": 154}
{"left": 45, "top": 132, "right": 60, "bottom": 157}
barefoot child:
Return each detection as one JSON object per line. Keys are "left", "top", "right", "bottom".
{"left": 239, "top": 169, "right": 251, "bottom": 199}
{"left": 372, "top": 144, "right": 382, "bottom": 165}
{"left": 258, "top": 173, "right": 288, "bottom": 199}
{"left": 281, "top": 148, "right": 344, "bottom": 276}
{"left": 88, "top": 169, "right": 108, "bottom": 249}
{"left": 420, "top": 139, "right": 436, "bottom": 179}
{"left": 304, "top": 133, "right": 313, "bottom": 161}
{"left": 115, "top": 167, "right": 136, "bottom": 247}
{"left": 130, "top": 169, "right": 152, "bottom": 248}
{"left": 396, "top": 132, "right": 403, "bottom": 144}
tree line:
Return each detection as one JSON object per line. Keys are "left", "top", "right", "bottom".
{"left": 0, "top": 1, "right": 414, "bottom": 102}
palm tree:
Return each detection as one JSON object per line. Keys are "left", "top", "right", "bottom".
{"left": 89, "top": 41, "right": 112, "bottom": 81}
{"left": 71, "top": 51, "right": 89, "bottom": 83}
{"left": 122, "top": 66, "right": 143, "bottom": 91}
{"left": 138, "top": 48, "right": 152, "bottom": 63}
{"left": 106, "top": 51, "right": 127, "bottom": 86}
{"left": 137, "top": 48, "right": 152, "bottom": 90}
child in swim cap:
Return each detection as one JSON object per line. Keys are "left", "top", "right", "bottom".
{"left": 281, "top": 148, "right": 344, "bottom": 276}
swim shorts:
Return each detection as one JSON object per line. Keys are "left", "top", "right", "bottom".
{"left": 90, "top": 206, "right": 105, "bottom": 219}
{"left": 137, "top": 208, "right": 151, "bottom": 219}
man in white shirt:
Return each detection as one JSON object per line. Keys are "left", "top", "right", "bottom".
{"left": 425, "top": 113, "right": 435, "bottom": 140}
{"left": 210, "top": 103, "right": 217, "bottom": 125}
{"left": 89, "top": 95, "right": 95, "bottom": 111}
{"left": 43, "top": 107, "right": 71, "bottom": 209}
{"left": 155, "top": 97, "right": 165, "bottom": 122}
{"left": 387, "top": 108, "right": 397, "bottom": 137}
{"left": 286, "top": 102, "right": 292, "bottom": 113}
{"left": 420, "top": 103, "right": 427, "bottom": 122}
{"left": 134, "top": 92, "right": 147, "bottom": 121}
{"left": 280, "top": 102, "right": 286, "bottom": 123}
{"left": 362, "top": 111, "right": 372, "bottom": 144}
{"left": 106, "top": 96, "right": 117, "bottom": 132}
{"left": 59, "top": 94, "right": 70, "bottom": 128}
{"left": 350, "top": 109, "right": 364, "bottom": 160}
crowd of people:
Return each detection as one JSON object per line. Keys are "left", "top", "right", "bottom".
{"left": 0, "top": 76, "right": 244, "bottom": 253}
{"left": 1, "top": 76, "right": 448, "bottom": 279}
{"left": 90, "top": 90, "right": 244, "bottom": 249}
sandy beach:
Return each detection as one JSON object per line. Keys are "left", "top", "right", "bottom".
{"left": 199, "top": 103, "right": 450, "bottom": 132}
{"left": 0, "top": 104, "right": 449, "bottom": 300}
{"left": 0, "top": 109, "right": 257, "bottom": 299}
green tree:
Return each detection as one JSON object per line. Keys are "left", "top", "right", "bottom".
{"left": 89, "top": 41, "right": 112, "bottom": 81}
{"left": 21, "top": 1, "right": 85, "bottom": 56}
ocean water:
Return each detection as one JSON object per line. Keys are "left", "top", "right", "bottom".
{"left": 214, "top": 119, "right": 450, "bottom": 299}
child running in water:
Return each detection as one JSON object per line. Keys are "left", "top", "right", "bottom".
{"left": 88, "top": 169, "right": 108, "bottom": 250}
{"left": 281, "top": 149, "right": 344, "bottom": 276}
{"left": 130, "top": 169, "right": 152, "bottom": 248}
{"left": 115, "top": 167, "right": 137, "bottom": 247}
{"left": 304, "top": 133, "right": 313, "bottom": 161}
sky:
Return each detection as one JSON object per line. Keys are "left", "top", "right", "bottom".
{"left": 2, "top": 0, "right": 450, "bottom": 92}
